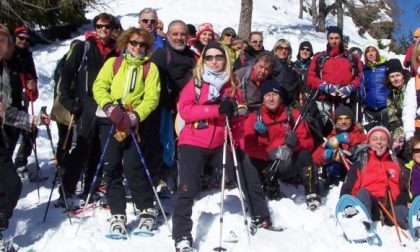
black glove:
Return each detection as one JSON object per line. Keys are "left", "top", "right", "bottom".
{"left": 71, "top": 99, "right": 83, "bottom": 117}
{"left": 284, "top": 130, "right": 298, "bottom": 148}
{"left": 218, "top": 98, "right": 237, "bottom": 117}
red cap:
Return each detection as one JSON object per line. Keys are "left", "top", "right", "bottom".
{"left": 14, "top": 26, "right": 30, "bottom": 38}
{"left": 196, "top": 23, "right": 214, "bottom": 41}
{"left": 367, "top": 126, "right": 391, "bottom": 142}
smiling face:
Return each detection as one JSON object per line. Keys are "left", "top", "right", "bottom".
{"left": 204, "top": 48, "right": 225, "bottom": 72}
{"left": 138, "top": 12, "right": 157, "bottom": 33}
{"left": 250, "top": 34, "right": 263, "bottom": 51}
{"left": 368, "top": 131, "right": 389, "bottom": 157}
{"left": 388, "top": 72, "right": 404, "bottom": 88}
{"left": 299, "top": 46, "right": 311, "bottom": 60}
{"left": 199, "top": 31, "right": 213, "bottom": 46}
{"left": 275, "top": 43, "right": 289, "bottom": 60}
{"left": 168, "top": 23, "right": 188, "bottom": 51}
{"left": 263, "top": 92, "right": 281, "bottom": 112}
{"left": 95, "top": 18, "right": 113, "bottom": 43}
{"left": 127, "top": 33, "right": 146, "bottom": 58}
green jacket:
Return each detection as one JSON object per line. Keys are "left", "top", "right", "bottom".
{"left": 220, "top": 41, "right": 237, "bottom": 67}
{"left": 93, "top": 54, "right": 161, "bottom": 121}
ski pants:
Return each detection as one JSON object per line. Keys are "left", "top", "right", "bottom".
{"left": 100, "top": 124, "right": 155, "bottom": 216}
{"left": 356, "top": 188, "right": 409, "bottom": 229}
{"left": 172, "top": 145, "right": 234, "bottom": 240}
{"left": 14, "top": 130, "right": 33, "bottom": 169}
{"left": 0, "top": 130, "right": 22, "bottom": 230}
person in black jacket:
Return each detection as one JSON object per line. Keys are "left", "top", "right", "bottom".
{"left": 148, "top": 20, "right": 196, "bottom": 193}
{"left": 7, "top": 26, "right": 39, "bottom": 179}
{"left": 57, "top": 13, "right": 117, "bottom": 208}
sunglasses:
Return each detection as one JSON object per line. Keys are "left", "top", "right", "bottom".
{"left": 300, "top": 47, "right": 311, "bottom": 52}
{"left": 129, "top": 41, "right": 146, "bottom": 48}
{"left": 252, "top": 40, "right": 263, "bottom": 45}
{"left": 17, "top": 36, "right": 30, "bottom": 42}
{"left": 140, "top": 19, "right": 156, "bottom": 25}
{"left": 224, "top": 33, "right": 236, "bottom": 38}
{"left": 95, "top": 24, "right": 111, "bottom": 30}
{"left": 277, "top": 46, "right": 289, "bottom": 51}
{"left": 204, "top": 54, "right": 224, "bottom": 62}
{"left": 413, "top": 148, "right": 420, "bottom": 154}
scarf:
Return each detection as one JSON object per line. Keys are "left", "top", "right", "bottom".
{"left": 202, "top": 64, "right": 229, "bottom": 101}
{"left": 0, "top": 61, "right": 11, "bottom": 118}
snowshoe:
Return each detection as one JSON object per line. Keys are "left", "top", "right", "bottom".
{"left": 105, "top": 215, "right": 128, "bottom": 240}
{"left": 0, "top": 234, "right": 19, "bottom": 252}
{"left": 175, "top": 235, "right": 196, "bottom": 252}
{"left": 336, "top": 194, "right": 382, "bottom": 246}
{"left": 250, "top": 216, "right": 285, "bottom": 235}
{"left": 408, "top": 195, "right": 420, "bottom": 241}
{"left": 132, "top": 208, "right": 159, "bottom": 237}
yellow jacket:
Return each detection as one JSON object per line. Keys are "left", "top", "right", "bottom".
{"left": 93, "top": 54, "right": 161, "bottom": 121}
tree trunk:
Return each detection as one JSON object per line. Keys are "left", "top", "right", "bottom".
{"left": 311, "top": 0, "right": 317, "bottom": 26}
{"left": 337, "top": 0, "right": 344, "bottom": 31}
{"left": 238, "top": 0, "right": 253, "bottom": 40}
{"left": 299, "top": 0, "right": 303, "bottom": 19}
{"left": 317, "top": 0, "right": 326, "bottom": 32}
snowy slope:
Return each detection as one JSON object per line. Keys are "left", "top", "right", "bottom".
{"left": 3, "top": 0, "right": 415, "bottom": 251}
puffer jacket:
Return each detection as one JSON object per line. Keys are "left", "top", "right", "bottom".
{"left": 361, "top": 57, "right": 390, "bottom": 109}
{"left": 177, "top": 79, "right": 243, "bottom": 149}
{"left": 93, "top": 54, "right": 161, "bottom": 121}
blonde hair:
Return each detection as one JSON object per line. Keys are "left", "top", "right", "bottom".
{"left": 272, "top": 39, "right": 292, "bottom": 62}
{"left": 411, "top": 41, "right": 420, "bottom": 72}
{"left": 192, "top": 46, "right": 236, "bottom": 97}
{"left": 117, "top": 27, "right": 154, "bottom": 56}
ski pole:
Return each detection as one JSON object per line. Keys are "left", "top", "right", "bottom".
{"left": 29, "top": 102, "right": 42, "bottom": 201}
{"left": 377, "top": 200, "right": 410, "bottom": 241}
{"left": 293, "top": 89, "right": 319, "bottom": 132}
{"left": 214, "top": 123, "right": 228, "bottom": 252}
{"left": 62, "top": 114, "right": 74, "bottom": 150}
{"left": 129, "top": 130, "right": 172, "bottom": 234}
{"left": 225, "top": 116, "right": 251, "bottom": 245}
{"left": 42, "top": 107, "right": 72, "bottom": 225}
{"left": 75, "top": 124, "right": 114, "bottom": 236}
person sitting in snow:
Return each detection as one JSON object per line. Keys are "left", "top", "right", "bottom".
{"left": 340, "top": 126, "right": 409, "bottom": 229}
{"left": 312, "top": 105, "right": 366, "bottom": 187}
{"left": 242, "top": 79, "right": 319, "bottom": 210}
{"left": 404, "top": 135, "right": 420, "bottom": 202}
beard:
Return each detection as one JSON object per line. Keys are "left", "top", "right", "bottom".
{"left": 169, "top": 39, "right": 186, "bottom": 51}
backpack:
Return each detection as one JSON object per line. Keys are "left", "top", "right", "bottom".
{"left": 112, "top": 56, "right": 151, "bottom": 81}
{"left": 315, "top": 51, "right": 359, "bottom": 80}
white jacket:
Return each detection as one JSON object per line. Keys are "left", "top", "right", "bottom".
{"left": 402, "top": 77, "right": 417, "bottom": 141}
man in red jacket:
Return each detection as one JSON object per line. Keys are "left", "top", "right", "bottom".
{"left": 312, "top": 105, "right": 366, "bottom": 187}
{"left": 306, "top": 26, "right": 363, "bottom": 134}
{"left": 243, "top": 80, "right": 319, "bottom": 210}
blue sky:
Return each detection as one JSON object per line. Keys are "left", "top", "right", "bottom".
{"left": 395, "top": 0, "right": 419, "bottom": 38}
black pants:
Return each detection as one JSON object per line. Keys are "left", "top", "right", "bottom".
{"left": 236, "top": 149, "right": 270, "bottom": 219}
{"left": 172, "top": 145, "right": 234, "bottom": 239}
{"left": 100, "top": 124, "right": 155, "bottom": 215}
{"left": 14, "top": 130, "right": 33, "bottom": 168}
{"left": 61, "top": 125, "right": 101, "bottom": 197}
{"left": 55, "top": 122, "right": 73, "bottom": 164}
{"left": 0, "top": 131, "right": 22, "bottom": 230}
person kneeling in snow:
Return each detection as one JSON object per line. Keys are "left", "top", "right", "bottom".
{"left": 243, "top": 80, "right": 319, "bottom": 210}
{"left": 340, "top": 126, "right": 409, "bottom": 229}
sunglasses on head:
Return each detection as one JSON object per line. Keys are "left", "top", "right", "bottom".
{"left": 140, "top": 19, "right": 156, "bottom": 25}
{"left": 17, "top": 36, "right": 30, "bottom": 42}
{"left": 204, "top": 54, "right": 224, "bottom": 62}
{"left": 300, "top": 47, "right": 311, "bottom": 52}
{"left": 252, "top": 40, "right": 263, "bottom": 45}
{"left": 95, "top": 24, "right": 111, "bottom": 30}
{"left": 128, "top": 41, "right": 146, "bottom": 48}
{"left": 224, "top": 33, "right": 235, "bottom": 38}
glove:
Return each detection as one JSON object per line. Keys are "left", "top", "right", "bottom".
{"left": 323, "top": 148, "right": 335, "bottom": 162}
{"left": 70, "top": 99, "right": 83, "bottom": 116}
{"left": 336, "top": 85, "right": 355, "bottom": 98}
{"left": 319, "top": 82, "right": 338, "bottom": 96}
{"left": 326, "top": 132, "right": 349, "bottom": 149}
{"left": 105, "top": 105, "right": 124, "bottom": 124}
{"left": 269, "top": 145, "right": 292, "bottom": 161}
{"left": 237, "top": 103, "right": 248, "bottom": 116}
{"left": 33, "top": 113, "right": 50, "bottom": 126}
{"left": 218, "top": 98, "right": 237, "bottom": 117}
{"left": 284, "top": 130, "right": 298, "bottom": 148}
{"left": 126, "top": 111, "right": 139, "bottom": 127}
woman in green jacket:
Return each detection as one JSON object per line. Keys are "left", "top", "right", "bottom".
{"left": 93, "top": 27, "right": 161, "bottom": 238}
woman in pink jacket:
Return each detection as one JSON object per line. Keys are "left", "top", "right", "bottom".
{"left": 172, "top": 41, "right": 240, "bottom": 251}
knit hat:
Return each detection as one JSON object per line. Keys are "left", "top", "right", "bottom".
{"left": 335, "top": 105, "right": 353, "bottom": 119}
{"left": 297, "top": 41, "right": 313, "bottom": 58}
{"left": 259, "top": 79, "right": 288, "bottom": 103}
{"left": 14, "top": 26, "right": 30, "bottom": 38}
{"left": 386, "top": 58, "right": 404, "bottom": 74}
{"left": 348, "top": 47, "right": 363, "bottom": 58}
{"left": 414, "top": 28, "right": 420, "bottom": 38}
{"left": 326, "top": 26, "right": 343, "bottom": 39}
{"left": 196, "top": 23, "right": 214, "bottom": 40}
{"left": 187, "top": 24, "right": 197, "bottom": 37}
{"left": 367, "top": 126, "right": 391, "bottom": 142}
{"left": 221, "top": 27, "right": 236, "bottom": 38}
{"left": 202, "top": 41, "right": 226, "bottom": 57}
{"left": 0, "top": 24, "right": 10, "bottom": 38}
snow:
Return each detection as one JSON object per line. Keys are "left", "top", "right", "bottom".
{"left": 3, "top": 0, "right": 417, "bottom": 251}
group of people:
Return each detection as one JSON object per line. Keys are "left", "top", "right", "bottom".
{"left": 1, "top": 6, "right": 420, "bottom": 252}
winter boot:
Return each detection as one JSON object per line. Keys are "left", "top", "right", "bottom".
{"left": 250, "top": 216, "right": 285, "bottom": 235}
{"left": 306, "top": 193, "right": 321, "bottom": 211}
{"left": 175, "top": 235, "right": 193, "bottom": 252}
{"left": 106, "top": 214, "right": 128, "bottom": 240}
